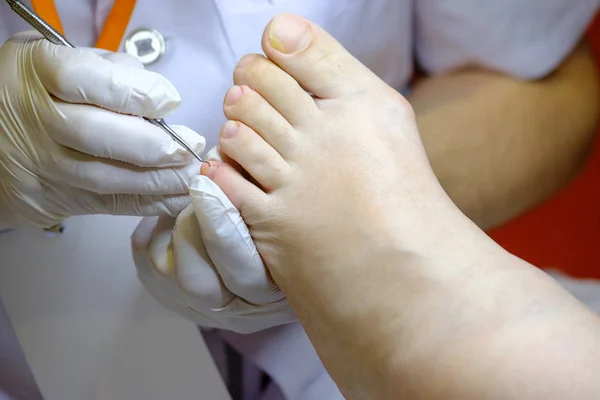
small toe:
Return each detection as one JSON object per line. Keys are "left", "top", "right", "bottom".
{"left": 224, "top": 85, "right": 296, "bottom": 156}
{"left": 218, "top": 120, "right": 290, "bottom": 191}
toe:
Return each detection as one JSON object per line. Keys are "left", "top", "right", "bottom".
{"left": 202, "top": 162, "right": 266, "bottom": 214}
{"left": 234, "top": 54, "right": 318, "bottom": 126}
{"left": 224, "top": 85, "right": 296, "bottom": 155}
{"left": 218, "top": 120, "right": 290, "bottom": 191}
{"left": 262, "top": 14, "right": 379, "bottom": 99}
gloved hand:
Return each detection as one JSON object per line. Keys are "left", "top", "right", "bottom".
{"left": 131, "top": 161, "right": 297, "bottom": 334}
{"left": 0, "top": 32, "right": 205, "bottom": 229}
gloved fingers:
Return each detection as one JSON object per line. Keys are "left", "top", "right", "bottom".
{"left": 101, "top": 193, "right": 191, "bottom": 217}
{"left": 205, "top": 146, "right": 223, "bottom": 162}
{"left": 172, "top": 205, "right": 236, "bottom": 309}
{"left": 52, "top": 147, "right": 201, "bottom": 195}
{"left": 190, "top": 175, "right": 284, "bottom": 304}
{"left": 131, "top": 216, "right": 161, "bottom": 277}
{"left": 131, "top": 216, "right": 296, "bottom": 334}
{"left": 4, "top": 31, "right": 43, "bottom": 50}
{"left": 237, "top": 301, "right": 298, "bottom": 334}
{"left": 195, "top": 297, "right": 297, "bottom": 334}
{"left": 50, "top": 101, "right": 205, "bottom": 167}
{"left": 0, "top": 178, "right": 68, "bottom": 228}
{"left": 52, "top": 184, "right": 192, "bottom": 217}
{"left": 30, "top": 35, "right": 180, "bottom": 118}
{"left": 146, "top": 215, "right": 177, "bottom": 275}
{"left": 131, "top": 216, "right": 192, "bottom": 313}
{"left": 143, "top": 211, "right": 236, "bottom": 311}
{"left": 100, "top": 52, "right": 144, "bottom": 69}
{"left": 132, "top": 212, "right": 236, "bottom": 320}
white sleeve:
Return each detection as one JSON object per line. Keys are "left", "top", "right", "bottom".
{"left": 415, "top": 0, "right": 599, "bottom": 79}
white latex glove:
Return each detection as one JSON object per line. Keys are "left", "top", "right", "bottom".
{"left": 0, "top": 32, "right": 205, "bottom": 229}
{"left": 131, "top": 171, "right": 297, "bottom": 334}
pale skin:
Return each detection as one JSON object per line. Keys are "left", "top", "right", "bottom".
{"left": 201, "top": 14, "right": 600, "bottom": 400}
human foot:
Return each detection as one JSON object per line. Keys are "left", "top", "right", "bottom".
{"left": 202, "top": 14, "right": 456, "bottom": 280}
{"left": 199, "top": 15, "right": 492, "bottom": 397}
{"left": 201, "top": 17, "right": 600, "bottom": 400}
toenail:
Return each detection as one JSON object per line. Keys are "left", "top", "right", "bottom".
{"left": 224, "top": 86, "right": 243, "bottom": 106}
{"left": 221, "top": 121, "right": 240, "bottom": 139}
{"left": 237, "top": 54, "right": 255, "bottom": 69}
{"left": 269, "top": 15, "right": 311, "bottom": 54}
{"left": 201, "top": 161, "right": 220, "bottom": 180}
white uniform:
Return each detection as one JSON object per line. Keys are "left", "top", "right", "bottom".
{"left": 0, "top": 0, "right": 597, "bottom": 399}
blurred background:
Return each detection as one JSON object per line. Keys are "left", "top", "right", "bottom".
{"left": 489, "top": 13, "right": 600, "bottom": 281}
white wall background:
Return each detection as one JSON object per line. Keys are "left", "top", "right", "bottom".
{"left": 0, "top": 215, "right": 230, "bottom": 400}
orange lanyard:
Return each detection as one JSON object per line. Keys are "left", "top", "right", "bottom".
{"left": 30, "top": 0, "right": 137, "bottom": 52}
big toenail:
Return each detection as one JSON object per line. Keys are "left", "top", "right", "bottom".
{"left": 221, "top": 121, "right": 240, "bottom": 139}
{"left": 269, "top": 15, "right": 310, "bottom": 54}
{"left": 224, "top": 86, "right": 243, "bottom": 106}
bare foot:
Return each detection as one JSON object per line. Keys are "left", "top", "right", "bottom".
{"left": 198, "top": 18, "right": 600, "bottom": 399}
{"left": 202, "top": 14, "right": 456, "bottom": 283}
{"left": 199, "top": 16, "right": 493, "bottom": 398}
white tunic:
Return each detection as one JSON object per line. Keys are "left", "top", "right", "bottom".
{"left": 0, "top": 1, "right": 597, "bottom": 399}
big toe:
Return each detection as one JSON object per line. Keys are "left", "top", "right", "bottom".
{"left": 262, "top": 14, "right": 379, "bottom": 99}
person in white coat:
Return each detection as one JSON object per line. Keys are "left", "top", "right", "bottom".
{"left": 1, "top": 1, "right": 599, "bottom": 398}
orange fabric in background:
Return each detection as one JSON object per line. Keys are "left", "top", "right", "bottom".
{"left": 31, "top": 0, "right": 136, "bottom": 52}
{"left": 94, "top": 0, "right": 136, "bottom": 51}
{"left": 30, "top": 0, "right": 65, "bottom": 35}
{"left": 488, "top": 14, "right": 600, "bottom": 279}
